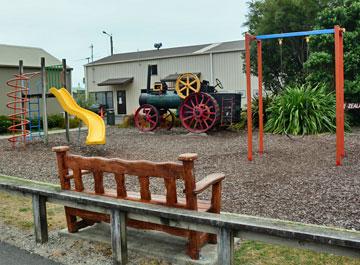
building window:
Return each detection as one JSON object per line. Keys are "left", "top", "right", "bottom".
{"left": 91, "top": 91, "right": 113, "bottom": 109}
{"left": 150, "top": 65, "right": 158, "bottom": 75}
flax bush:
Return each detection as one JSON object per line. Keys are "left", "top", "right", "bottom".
{"left": 265, "top": 84, "right": 341, "bottom": 135}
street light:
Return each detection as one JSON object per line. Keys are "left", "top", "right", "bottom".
{"left": 102, "top": 30, "right": 113, "bottom": 56}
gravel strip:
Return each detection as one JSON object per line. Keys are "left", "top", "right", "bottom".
{"left": 0, "top": 221, "right": 170, "bottom": 265}
{"left": 0, "top": 127, "right": 359, "bottom": 231}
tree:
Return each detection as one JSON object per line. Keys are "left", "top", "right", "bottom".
{"left": 244, "top": 0, "right": 330, "bottom": 93}
{"left": 305, "top": 0, "right": 360, "bottom": 102}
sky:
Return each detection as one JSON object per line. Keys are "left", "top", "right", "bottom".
{"left": 1, "top": 0, "right": 249, "bottom": 87}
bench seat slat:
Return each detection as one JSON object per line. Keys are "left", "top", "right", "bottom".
{"left": 78, "top": 189, "right": 212, "bottom": 212}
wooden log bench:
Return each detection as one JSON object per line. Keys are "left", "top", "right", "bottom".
{"left": 52, "top": 146, "right": 225, "bottom": 259}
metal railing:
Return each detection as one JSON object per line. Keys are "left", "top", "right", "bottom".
{"left": 0, "top": 174, "right": 359, "bottom": 265}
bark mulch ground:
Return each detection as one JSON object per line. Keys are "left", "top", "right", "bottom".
{"left": 0, "top": 127, "right": 359, "bottom": 231}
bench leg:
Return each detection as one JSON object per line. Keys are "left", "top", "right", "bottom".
{"left": 208, "top": 233, "right": 217, "bottom": 244}
{"left": 217, "top": 227, "right": 234, "bottom": 265}
{"left": 187, "top": 231, "right": 200, "bottom": 260}
{"left": 111, "top": 209, "right": 128, "bottom": 265}
{"left": 32, "top": 194, "right": 48, "bottom": 243}
{"left": 64, "top": 207, "right": 78, "bottom": 233}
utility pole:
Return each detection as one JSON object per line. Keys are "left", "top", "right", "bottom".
{"left": 102, "top": 31, "right": 114, "bottom": 56}
{"left": 89, "top": 44, "right": 94, "bottom": 62}
{"left": 110, "top": 35, "right": 113, "bottom": 56}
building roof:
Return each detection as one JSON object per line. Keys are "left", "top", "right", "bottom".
{"left": 161, "top": 72, "right": 201, "bottom": 82}
{"left": 98, "top": 77, "right": 134, "bottom": 86}
{"left": 87, "top": 40, "right": 244, "bottom": 66}
{"left": 0, "top": 44, "right": 62, "bottom": 68}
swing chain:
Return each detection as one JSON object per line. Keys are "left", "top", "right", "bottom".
{"left": 278, "top": 38, "right": 284, "bottom": 85}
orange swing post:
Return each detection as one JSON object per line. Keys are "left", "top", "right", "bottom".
{"left": 334, "top": 25, "right": 345, "bottom": 165}
{"left": 257, "top": 40, "right": 264, "bottom": 154}
{"left": 339, "top": 27, "right": 345, "bottom": 159}
{"left": 245, "top": 33, "right": 255, "bottom": 161}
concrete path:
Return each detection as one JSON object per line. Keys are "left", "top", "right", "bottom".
{"left": 0, "top": 241, "right": 62, "bottom": 265}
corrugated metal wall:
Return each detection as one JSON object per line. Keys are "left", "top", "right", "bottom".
{"left": 85, "top": 51, "right": 259, "bottom": 114}
{"left": 0, "top": 67, "right": 63, "bottom": 116}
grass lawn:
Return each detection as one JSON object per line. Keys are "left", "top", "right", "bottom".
{"left": 235, "top": 241, "right": 359, "bottom": 265}
{"left": 0, "top": 192, "right": 358, "bottom": 265}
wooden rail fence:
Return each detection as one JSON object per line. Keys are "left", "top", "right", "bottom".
{"left": 0, "top": 174, "right": 359, "bottom": 265}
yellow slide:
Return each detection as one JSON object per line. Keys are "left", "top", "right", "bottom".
{"left": 50, "top": 87, "right": 106, "bottom": 145}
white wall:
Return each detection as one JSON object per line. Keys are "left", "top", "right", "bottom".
{"left": 85, "top": 51, "right": 260, "bottom": 114}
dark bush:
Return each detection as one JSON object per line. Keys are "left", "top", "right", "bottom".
{"left": 47, "top": 114, "right": 64, "bottom": 129}
{"left": 68, "top": 117, "right": 81, "bottom": 129}
{"left": 265, "top": 83, "right": 347, "bottom": 135}
{"left": 0, "top": 116, "right": 12, "bottom": 134}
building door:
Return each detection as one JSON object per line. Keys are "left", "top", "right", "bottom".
{"left": 117, "top": 90, "right": 127, "bottom": 114}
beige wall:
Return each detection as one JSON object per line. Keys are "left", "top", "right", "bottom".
{"left": 85, "top": 51, "right": 260, "bottom": 115}
{"left": 0, "top": 66, "right": 65, "bottom": 117}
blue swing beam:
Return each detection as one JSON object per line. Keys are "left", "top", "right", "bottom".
{"left": 256, "top": 29, "right": 335, "bottom": 40}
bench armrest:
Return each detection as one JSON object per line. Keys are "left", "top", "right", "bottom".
{"left": 193, "top": 173, "right": 225, "bottom": 194}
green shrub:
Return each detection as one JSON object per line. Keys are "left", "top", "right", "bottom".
{"left": 47, "top": 114, "right": 64, "bottom": 129}
{"left": 0, "top": 116, "right": 12, "bottom": 134}
{"left": 28, "top": 118, "right": 41, "bottom": 127}
{"left": 265, "top": 83, "right": 343, "bottom": 135}
{"left": 229, "top": 111, "right": 247, "bottom": 131}
{"left": 1, "top": 114, "right": 81, "bottom": 134}
{"left": 47, "top": 114, "right": 81, "bottom": 129}
{"left": 68, "top": 117, "right": 81, "bottom": 129}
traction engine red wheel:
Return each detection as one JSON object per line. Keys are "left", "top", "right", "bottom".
{"left": 134, "top": 104, "right": 159, "bottom": 132}
{"left": 179, "top": 92, "right": 219, "bottom": 133}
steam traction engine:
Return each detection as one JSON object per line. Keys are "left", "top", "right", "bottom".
{"left": 134, "top": 68, "right": 242, "bottom": 133}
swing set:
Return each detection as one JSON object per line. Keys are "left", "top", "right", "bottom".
{"left": 245, "top": 25, "right": 345, "bottom": 166}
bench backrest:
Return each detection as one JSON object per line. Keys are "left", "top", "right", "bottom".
{"left": 52, "top": 146, "right": 200, "bottom": 210}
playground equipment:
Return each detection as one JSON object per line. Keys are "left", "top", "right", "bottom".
{"left": 50, "top": 87, "right": 106, "bottom": 145}
{"left": 6, "top": 71, "right": 39, "bottom": 147}
{"left": 134, "top": 66, "right": 242, "bottom": 133}
{"left": 6, "top": 58, "right": 71, "bottom": 146}
{"left": 245, "top": 26, "right": 345, "bottom": 166}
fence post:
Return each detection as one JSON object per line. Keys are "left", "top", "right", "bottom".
{"left": 32, "top": 194, "right": 48, "bottom": 243}
{"left": 110, "top": 209, "right": 128, "bottom": 265}
{"left": 217, "top": 227, "right": 234, "bottom": 265}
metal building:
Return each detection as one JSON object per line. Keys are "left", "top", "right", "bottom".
{"left": 84, "top": 40, "right": 258, "bottom": 115}
{"left": 0, "top": 44, "right": 71, "bottom": 116}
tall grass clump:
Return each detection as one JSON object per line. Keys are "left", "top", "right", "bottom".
{"left": 265, "top": 84, "right": 340, "bottom": 135}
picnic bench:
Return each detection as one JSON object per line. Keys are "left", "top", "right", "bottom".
{"left": 52, "top": 146, "right": 225, "bottom": 259}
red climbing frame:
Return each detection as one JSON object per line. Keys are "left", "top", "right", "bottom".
{"left": 245, "top": 25, "right": 345, "bottom": 166}
{"left": 6, "top": 72, "right": 39, "bottom": 147}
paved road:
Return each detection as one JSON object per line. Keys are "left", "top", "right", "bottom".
{"left": 0, "top": 241, "right": 62, "bottom": 265}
